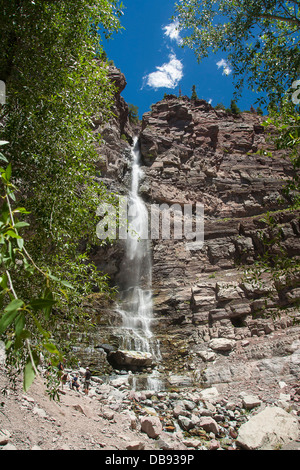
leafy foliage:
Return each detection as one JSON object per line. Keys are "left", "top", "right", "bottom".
{"left": 229, "top": 99, "right": 241, "bottom": 114}
{"left": 128, "top": 103, "right": 140, "bottom": 124}
{"left": 0, "top": 142, "right": 61, "bottom": 394}
{"left": 263, "top": 102, "right": 300, "bottom": 206}
{"left": 215, "top": 102, "right": 226, "bottom": 110}
{"left": 0, "top": 0, "right": 123, "bottom": 392}
{"left": 0, "top": 1, "right": 123, "bottom": 254}
{"left": 191, "top": 85, "right": 198, "bottom": 100}
{"left": 175, "top": 0, "right": 300, "bottom": 106}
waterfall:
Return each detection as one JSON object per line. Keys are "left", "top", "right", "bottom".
{"left": 115, "top": 137, "right": 161, "bottom": 387}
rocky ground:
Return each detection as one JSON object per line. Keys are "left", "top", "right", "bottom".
{"left": 0, "top": 361, "right": 299, "bottom": 452}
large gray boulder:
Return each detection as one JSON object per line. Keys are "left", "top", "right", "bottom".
{"left": 236, "top": 406, "right": 299, "bottom": 450}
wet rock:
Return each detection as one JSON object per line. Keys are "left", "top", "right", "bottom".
{"left": 108, "top": 350, "right": 154, "bottom": 369}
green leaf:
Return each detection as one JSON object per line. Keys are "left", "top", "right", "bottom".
{"left": 17, "top": 238, "right": 24, "bottom": 250}
{"left": 0, "top": 299, "right": 24, "bottom": 335}
{"left": 5, "top": 229, "right": 21, "bottom": 239}
{"left": 0, "top": 141, "right": 9, "bottom": 146}
{"left": 29, "top": 298, "right": 57, "bottom": 310}
{"left": 41, "top": 288, "right": 55, "bottom": 320}
{"left": 23, "top": 358, "right": 36, "bottom": 392}
{"left": 5, "top": 163, "right": 12, "bottom": 182}
{"left": 0, "top": 311, "right": 20, "bottom": 336}
{"left": 14, "top": 222, "right": 30, "bottom": 229}
{"left": 15, "top": 312, "right": 25, "bottom": 337}
{"left": 43, "top": 342, "right": 60, "bottom": 355}
{"left": 8, "top": 240, "right": 14, "bottom": 262}
{"left": 5, "top": 340, "right": 13, "bottom": 350}
{"left": 4, "top": 298, "right": 24, "bottom": 314}
{"left": 0, "top": 201, "right": 9, "bottom": 224}
{"left": 0, "top": 153, "right": 8, "bottom": 163}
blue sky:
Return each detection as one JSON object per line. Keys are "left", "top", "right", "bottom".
{"left": 103, "top": 0, "right": 264, "bottom": 119}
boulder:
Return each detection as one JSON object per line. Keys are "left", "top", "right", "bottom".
{"left": 108, "top": 349, "right": 154, "bottom": 368}
{"left": 209, "top": 338, "right": 236, "bottom": 352}
{"left": 199, "top": 416, "right": 219, "bottom": 435}
{"left": 236, "top": 406, "right": 299, "bottom": 450}
{"left": 140, "top": 416, "right": 163, "bottom": 439}
{"left": 177, "top": 415, "right": 193, "bottom": 431}
{"left": 241, "top": 394, "right": 262, "bottom": 410}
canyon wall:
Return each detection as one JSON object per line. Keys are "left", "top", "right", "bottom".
{"left": 139, "top": 94, "right": 300, "bottom": 387}
{"left": 84, "top": 67, "right": 300, "bottom": 390}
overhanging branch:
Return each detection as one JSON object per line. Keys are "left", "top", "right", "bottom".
{"left": 258, "top": 12, "right": 300, "bottom": 26}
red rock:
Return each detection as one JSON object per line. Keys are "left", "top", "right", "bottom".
{"left": 209, "top": 439, "right": 220, "bottom": 450}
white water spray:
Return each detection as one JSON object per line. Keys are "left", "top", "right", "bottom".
{"left": 116, "top": 137, "right": 161, "bottom": 383}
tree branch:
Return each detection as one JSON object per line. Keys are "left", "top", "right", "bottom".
{"left": 258, "top": 12, "right": 300, "bottom": 26}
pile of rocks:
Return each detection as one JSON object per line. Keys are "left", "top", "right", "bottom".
{"left": 108, "top": 378, "right": 299, "bottom": 450}
{"left": 62, "top": 368, "right": 300, "bottom": 450}
{"left": 0, "top": 363, "right": 299, "bottom": 450}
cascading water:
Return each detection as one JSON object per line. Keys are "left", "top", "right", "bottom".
{"left": 116, "top": 137, "right": 161, "bottom": 389}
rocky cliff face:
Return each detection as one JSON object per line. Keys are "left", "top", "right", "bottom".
{"left": 138, "top": 94, "right": 300, "bottom": 387}
{"left": 83, "top": 68, "right": 300, "bottom": 391}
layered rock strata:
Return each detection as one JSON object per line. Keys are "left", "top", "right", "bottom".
{"left": 138, "top": 95, "right": 300, "bottom": 387}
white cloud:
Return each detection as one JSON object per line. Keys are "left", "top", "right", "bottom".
{"left": 216, "top": 59, "right": 232, "bottom": 76}
{"left": 163, "top": 20, "right": 182, "bottom": 44}
{"left": 144, "top": 54, "right": 184, "bottom": 89}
